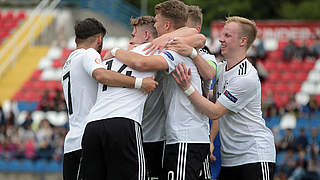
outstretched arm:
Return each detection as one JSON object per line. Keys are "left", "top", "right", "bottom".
{"left": 209, "top": 120, "right": 219, "bottom": 162}
{"left": 92, "top": 68, "right": 158, "bottom": 93}
{"left": 171, "top": 63, "right": 228, "bottom": 120}
{"left": 104, "top": 48, "right": 169, "bottom": 72}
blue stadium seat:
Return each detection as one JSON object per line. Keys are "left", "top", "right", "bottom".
{"left": 20, "top": 159, "right": 34, "bottom": 172}
{"left": 34, "top": 159, "right": 48, "bottom": 173}
{"left": 7, "top": 159, "right": 22, "bottom": 172}
{"left": 45, "top": 160, "right": 62, "bottom": 173}
{"left": 0, "top": 159, "right": 8, "bottom": 171}
{"left": 17, "top": 101, "right": 38, "bottom": 112}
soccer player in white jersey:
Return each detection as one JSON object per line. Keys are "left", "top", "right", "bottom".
{"left": 61, "top": 18, "right": 157, "bottom": 180}
{"left": 105, "top": 1, "right": 215, "bottom": 179}
{"left": 77, "top": 19, "right": 160, "bottom": 179}
{"left": 128, "top": 16, "right": 166, "bottom": 180}
{"left": 172, "top": 16, "right": 276, "bottom": 180}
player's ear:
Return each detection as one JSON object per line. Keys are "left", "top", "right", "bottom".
{"left": 240, "top": 36, "right": 247, "bottom": 48}
{"left": 97, "top": 34, "right": 103, "bottom": 45}
{"left": 165, "top": 21, "right": 171, "bottom": 31}
{"left": 144, "top": 30, "right": 150, "bottom": 41}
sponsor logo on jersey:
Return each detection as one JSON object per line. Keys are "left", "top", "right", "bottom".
{"left": 224, "top": 90, "right": 238, "bottom": 103}
{"left": 163, "top": 51, "right": 174, "bottom": 61}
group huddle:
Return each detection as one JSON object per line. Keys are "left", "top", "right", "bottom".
{"left": 61, "top": 0, "right": 276, "bottom": 180}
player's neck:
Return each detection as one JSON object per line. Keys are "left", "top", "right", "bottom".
{"left": 225, "top": 53, "right": 246, "bottom": 71}
{"left": 77, "top": 43, "right": 96, "bottom": 51}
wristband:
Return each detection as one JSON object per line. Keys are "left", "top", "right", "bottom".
{"left": 190, "top": 48, "right": 198, "bottom": 59}
{"left": 184, "top": 85, "right": 195, "bottom": 96}
{"left": 111, "top": 48, "right": 120, "bottom": 56}
{"left": 134, "top": 78, "right": 143, "bottom": 89}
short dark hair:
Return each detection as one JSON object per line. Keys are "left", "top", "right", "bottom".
{"left": 74, "top": 18, "right": 106, "bottom": 40}
{"left": 155, "top": 0, "right": 187, "bottom": 29}
{"left": 187, "top": 5, "right": 203, "bottom": 27}
{"left": 130, "top": 16, "right": 157, "bottom": 38}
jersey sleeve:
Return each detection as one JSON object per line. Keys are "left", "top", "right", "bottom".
{"left": 82, "top": 48, "right": 105, "bottom": 78}
{"left": 217, "top": 76, "right": 257, "bottom": 113}
{"left": 158, "top": 50, "right": 183, "bottom": 74}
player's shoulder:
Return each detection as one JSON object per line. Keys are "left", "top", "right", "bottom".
{"left": 235, "top": 59, "right": 255, "bottom": 77}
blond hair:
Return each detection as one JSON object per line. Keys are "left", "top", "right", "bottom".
{"left": 130, "top": 16, "right": 157, "bottom": 38}
{"left": 155, "top": 0, "right": 187, "bottom": 29}
{"left": 187, "top": 5, "right": 203, "bottom": 27}
{"left": 226, "top": 16, "right": 257, "bottom": 49}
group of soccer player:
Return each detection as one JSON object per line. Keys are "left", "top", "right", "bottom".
{"left": 61, "top": 0, "right": 277, "bottom": 180}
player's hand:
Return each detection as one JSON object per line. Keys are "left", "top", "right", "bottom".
{"left": 171, "top": 63, "right": 192, "bottom": 91}
{"left": 209, "top": 142, "right": 216, "bottom": 162}
{"left": 103, "top": 49, "right": 113, "bottom": 60}
{"left": 143, "top": 35, "right": 171, "bottom": 55}
{"left": 167, "top": 38, "right": 193, "bottom": 57}
{"left": 141, "top": 76, "right": 158, "bottom": 93}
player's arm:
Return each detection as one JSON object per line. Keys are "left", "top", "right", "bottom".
{"left": 167, "top": 39, "right": 215, "bottom": 80}
{"left": 92, "top": 68, "right": 158, "bottom": 93}
{"left": 143, "top": 27, "right": 200, "bottom": 54}
{"left": 172, "top": 63, "right": 228, "bottom": 120}
{"left": 105, "top": 48, "right": 169, "bottom": 72}
{"left": 209, "top": 120, "right": 218, "bottom": 161}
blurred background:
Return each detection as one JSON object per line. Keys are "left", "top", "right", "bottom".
{"left": 0, "top": 0, "right": 319, "bottom": 180}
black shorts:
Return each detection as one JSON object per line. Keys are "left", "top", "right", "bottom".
{"left": 143, "top": 141, "right": 165, "bottom": 179}
{"left": 63, "top": 149, "right": 82, "bottom": 180}
{"left": 161, "top": 143, "right": 210, "bottom": 180}
{"left": 219, "top": 162, "right": 276, "bottom": 180}
{"left": 78, "top": 117, "right": 146, "bottom": 180}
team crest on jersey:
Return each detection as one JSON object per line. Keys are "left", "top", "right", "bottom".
{"left": 163, "top": 51, "right": 174, "bottom": 61}
{"left": 94, "top": 58, "right": 102, "bottom": 64}
{"left": 224, "top": 90, "right": 238, "bottom": 103}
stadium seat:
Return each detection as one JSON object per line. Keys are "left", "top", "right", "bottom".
{"left": 302, "top": 60, "right": 314, "bottom": 72}
{"left": 34, "top": 159, "right": 48, "bottom": 173}
{"left": 274, "top": 83, "right": 287, "bottom": 95}
{"left": 0, "top": 159, "right": 8, "bottom": 171}
{"left": 20, "top": 159, "right": 34, "bottom": 172}
{"left": 288, "top": 60, "right": 302, "bottom": 72}
{"left": 52, "top": 59, "right": 64, "bottom": 68}
{"left": 288, "top": 82, "right": 301, "bottom": 94}
{"left": 282, "top": 72, "right": 295, "bottom": 83}
{"left": 16, "top": 11, "right": 26, "bottom": 21}
{"left": 316, "top": 95, "right": 320, "bottom": 105}
{"left": 268, "top": 72, "right": 282, "bottom": 83}
{"left": 275, "top": 61, "right": 288, "bottom": 72}
{"left": 46, "top": 160, "right": 62, "bottom": 173}
{"left": 263, "top": 61, "right": 276, "bottom": 72}
{"left": 267, "top": 50, "right": 282, "bottom": 61}
{"left": 295, "top": 72, "right": 308, "bottom": 83}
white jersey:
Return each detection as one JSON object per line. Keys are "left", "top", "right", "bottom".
{"left": 142, "top": 70, "right": 166, "bottom": 142}
{"left": 159, "top": 50, "right": 210, "bottom": 144}
{"left": 86, "top": 44, "right": 155, "bottom": 125}
{"left": 216, "top": 58, "right": 276, "bottom": 166}
{"left": 61, "top": 48, "right": 105, "bottom": 154}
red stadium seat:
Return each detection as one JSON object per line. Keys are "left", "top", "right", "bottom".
{"left": 52, "top": 59, "right": 64, "bottom": 68}
{"left": 302, "top": 60, "right": 314, "bottom": 72}
{"left": 274, "top": 83, "right": 287, "bottom": 95}
{"left": 12, "top": 91, "right": 24, "bottom": 101}
{"left": 16, "top": 11, "right": 26, "bottom": 21}
{"left": 316, "top": 95, "right": 320, "bottom": 105}
{"left": 278, "top": 40, "right": 288, "bottom": 51}
{"left": 281, "top": 72, "right": 295, "bottom": 83}
{"left": 46, "top": 81, "right": 61, "bottom": 90}
{"left": 267, "top": 50, "right": 282, "bottom": 61}
{"left": 275, "top": 61, "right": 288, "bottom": 72}
{"left": 30, "top": 70, "right": 42, "bottom": 81}
{"left": 288, "top": 83, "right": 301, "bottom": 94}
{"left": 262, "top": 82, "right": 276, "bottom": 92}
{"left": 288, "top": 60, "right": 302, "bottom": 72}
{"left": 295, "top": 72, "right": 308, "bottom": 83}
{"left": 274, "top": 94, "right": 289, "bottom": 108}
{"left": 268, "top": 72, "right": 282, "bottom": 83}
{"left": 32, "top": 81, "right": 46, "bottom": 90}
{"left": 263, "top": 61, "right": 276, "bottom": 72}
{"left": 4, "top": 11, "right": 14, "bottom": 21}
